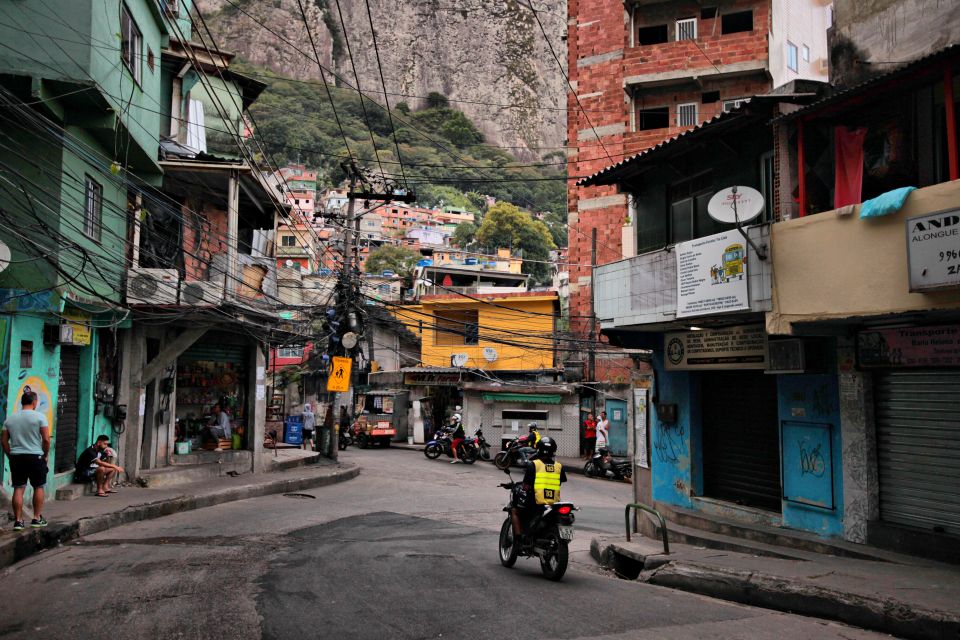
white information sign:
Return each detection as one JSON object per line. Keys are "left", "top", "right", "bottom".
{"left": 633, "top": 388, "right": 649, "bottom": 469}
{"left": 675, "top": 230, "right": 749, "bottom": 318}
{"left": 907, "top": 209, "right": 960, "bottom": 291}
{"left": 664, "top": 324, "right": 768, "bottom": 371}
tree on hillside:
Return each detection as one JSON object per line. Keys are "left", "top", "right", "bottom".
{"left": 451, "top": 221, "right": 477, "bottom": 248}
{"left": 365, "top": 245, "right": 421, "bottom": 279}
{"left": 475, "top": 202, "right": 555, "bottom": 283}
{"left": 426, "top": 92, "right": 449, "bottom": 109}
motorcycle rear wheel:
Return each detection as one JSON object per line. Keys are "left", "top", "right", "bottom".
{"left": 460, "top": 445, "right": 478, "bottom": 465}
{"left": 539, "top": 528, "right": 569, "bottom": 581}
{"left": 498, "top": 518, "right": 518, "bottom": 567}
{"left": 424, "top": 443, "right": 442, "bottom": 459}
{"left": 479, "top": 446, "right": 491, "bottom": 461}
{"left": 494, "top": 451, "right": 511, "bottom": 470}
{"left": 583, "top": 460, "right": 600, "bottom": 478}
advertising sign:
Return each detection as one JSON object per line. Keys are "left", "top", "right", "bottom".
{"left": 61, "top": 311, "right": 91, "bottom": 346}
{"left": 675, "top": 230, "right": 749, "bottom": 318}
{"left": 633, "top": 388, "right": 649, "bottom": 469}
{"left": 326, "top": 356, "right": 353, "bottom": 392}
{"left": 664, "top": 324, "right": 767, "bottom": 371}
{"left": 907, "top": 209, "right": 960, "bottom": 291}
{"left": 858, "top": 324, "right": 960, "bottom": 367}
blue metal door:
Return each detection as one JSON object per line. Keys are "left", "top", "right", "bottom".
{"left": 605, "top": 399, "right": 628, "bottom": 457}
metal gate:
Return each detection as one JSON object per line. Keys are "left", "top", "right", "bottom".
{"left": 55, "top": 347, "right": 81, "bottom": 473}
{"left": 875, "top": 369, "right": 960, "bottom": 536}
{"left": 701, "top": 371, "right": 781, "bottom": 512}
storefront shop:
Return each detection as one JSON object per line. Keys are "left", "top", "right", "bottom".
{"left": 175, "top": 340, "right": 251, "bottom": 453}
{"left": 858, "top": 325, "right": 960, "bottom": 538}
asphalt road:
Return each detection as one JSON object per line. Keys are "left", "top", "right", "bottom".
{"left": 0, "top": 449, "right": 888, "bottom": 639}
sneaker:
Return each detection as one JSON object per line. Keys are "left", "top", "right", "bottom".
{"left": 450, "top": 459, "right": 462, "bottom": 464}
{"left": 12, "top": 521, "right": 25, "bottom": 532}
{"left": 30, "top": 517, "right": 47, "bottom": 528}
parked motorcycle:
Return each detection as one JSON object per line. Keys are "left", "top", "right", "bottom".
{"left": 338, "top": 423, "right": 355, "bottom": 450}
{"left": 583, "top": 447, "right": 632, "bottom": 481}
{"left": 497, "top": 469, "right": 577, "bottom": 581}
{"left": 423, "top": 427, "right": 478, "bottom": 464}
{"left": 473, "top": 425, "right": 491, "bottom": 461}
{"left": 493, "top": 436, "right": 537, "bottom": 470}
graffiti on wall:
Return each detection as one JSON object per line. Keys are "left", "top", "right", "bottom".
{"left": 654, "top": 422, "right": 685, "bottom": 464}
{"left": 782, "top": 421, "right": 834, "bottom": 510}
{"left": 11, "top": 376, "right": 54, "bottom": 432}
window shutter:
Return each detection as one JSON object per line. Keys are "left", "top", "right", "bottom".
{"left": 677, "top": 103, "right": 698, "bottom": 127}
{"left": 676, "top": 18, "right": 697, "bottom": 41}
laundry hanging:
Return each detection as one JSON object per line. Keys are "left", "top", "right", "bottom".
{"left": 834, "top": 126, "right": 867, "bottom": 208}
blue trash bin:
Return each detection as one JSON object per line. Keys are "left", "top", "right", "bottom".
{"left": 284, "top": 416, "right": 303, "bottom": 445}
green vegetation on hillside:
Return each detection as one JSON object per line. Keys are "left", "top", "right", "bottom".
{"left": 235, "top": 64, "right": 567, "bottom": 242}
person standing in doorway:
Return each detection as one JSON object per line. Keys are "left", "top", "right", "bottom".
{"left": 302, "top": 403, "right": 316, "bottom": 451}
{"left": 596, "top": 411, "right": 610, "bottom": 451}
{"left": 582, "top": 412, "right": 597, "bottom": 460}
{"left": 1, "top": 392, "right": 50, "bottom": 530}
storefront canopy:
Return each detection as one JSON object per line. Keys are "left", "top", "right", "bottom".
{"left": 481, "top": 393, "right": 563, "bottom": 404}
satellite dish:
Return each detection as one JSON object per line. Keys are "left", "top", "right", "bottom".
{"left": 707, "top": 186, "right": 764, "bottom": 224}
{"left": 451, "top": 353, "right": 469, "bottom": 367}
{"left": 0, "top": 240, "right": 10, "bottom": 274}
{"left": 342, "top": 332, "right": 358, "bottom": 349}
{"left": 483, "top": 347, "right": 498, "bottom": 362}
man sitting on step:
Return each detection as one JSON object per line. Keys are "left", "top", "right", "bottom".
{"left": 75, "top": 435, "right": 124, "bottom": 497}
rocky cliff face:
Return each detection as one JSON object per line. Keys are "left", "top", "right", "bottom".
{"left": 196, "top": 0, "right": 566, "bottom": 160}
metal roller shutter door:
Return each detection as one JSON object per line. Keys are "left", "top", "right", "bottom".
{"left": 875, "top": 370, "right": 960, "bottom": 536}
{"left": 55, "top": 347, "right": 81, "bottom": 473}
{"left": 702, "top": 371, "right": 782, "bottom": 512}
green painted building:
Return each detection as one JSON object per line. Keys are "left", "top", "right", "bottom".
{"left": 0, "top": 0, "right": 170, "bottom": 494}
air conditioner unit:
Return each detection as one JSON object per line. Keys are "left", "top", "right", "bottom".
{"left": 767, "top": 339, "right": 805, "bottom": 374}
{"left": 126, "top": 268, "right": 179, "bottom": 305}
{"left": 179, "top": 280, "right": 224, "bottom": 306}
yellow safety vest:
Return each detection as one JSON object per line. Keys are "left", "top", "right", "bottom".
{"left": 533, "top": 459, "right": 562, "bottom": 505}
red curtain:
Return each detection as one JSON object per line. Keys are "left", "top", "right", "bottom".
{"left": 834, "top": 126, "right": 867, "bottom": 208}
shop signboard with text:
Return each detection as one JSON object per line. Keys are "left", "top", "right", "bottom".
{"left": 907, "top": 209, "right": 960, "bottom": 291}
{"left": 675, "top": 230, "right": 750, "bottom": 318}
{"left": 665, "top": 324, "right": 768, "bottom": 371}
{"left": 858, "top": 325, "right": 960, "bottom": 367}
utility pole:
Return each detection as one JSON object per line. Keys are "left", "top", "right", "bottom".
{"left": 326, "top": 161, "right": 415, "bottom": 458}
{"left": 588, "top": 228, "right": 597, "bottom": 382}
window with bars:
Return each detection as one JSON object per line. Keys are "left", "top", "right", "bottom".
{"left": 83, "top": 175, "right": 102, "bottom": 240}
{"left": 278, "top": 346, "right": 304, "bottom": 359}
{"left": 677, "top": 103, "right": 698, "bottom": 127}
{"left": 675, "top": 17, "right": 697, "bottom": 41}
{"left": 120, "top": 5, "right": 142, "bottom": 84}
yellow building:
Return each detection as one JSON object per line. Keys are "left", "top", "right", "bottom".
{"left": 394, "top": 291, "right": 558, "bottom": 371}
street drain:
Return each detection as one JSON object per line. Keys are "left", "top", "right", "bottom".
{"left": 283, "top": 493, "right": 317, "bottom": 499}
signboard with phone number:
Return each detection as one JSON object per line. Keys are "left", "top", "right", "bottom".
{"left": 907, "top": 209, "right": 960, "bottom": 291}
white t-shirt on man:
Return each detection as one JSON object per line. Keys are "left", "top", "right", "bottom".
{"left": 596, "top": 418, "right": 609, "bottom": 448}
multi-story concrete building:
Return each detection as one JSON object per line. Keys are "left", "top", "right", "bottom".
{"left": 566, "top": 0, "right": 831, "bottom": 377}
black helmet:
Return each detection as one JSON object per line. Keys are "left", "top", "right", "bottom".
{"left": 527, "top": 422, "right": 539, "bottom": 432}
{"left": 537, "top": 436, "right": 557, "bottom": 456}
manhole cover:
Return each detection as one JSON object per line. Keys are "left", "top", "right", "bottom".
{"left": 283, "top": 493, "right": 317, "bottom": 499}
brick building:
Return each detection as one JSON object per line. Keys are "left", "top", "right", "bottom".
{"left": 566, "top": 0, "right": 830, "bottom": 378}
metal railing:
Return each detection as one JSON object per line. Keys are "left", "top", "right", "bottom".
{"left": 625, "top": 502, "right": 670, "bottom": 554}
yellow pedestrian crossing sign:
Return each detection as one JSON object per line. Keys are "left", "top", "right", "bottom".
{"left": 327, "top": 356, "right": 352, "bottom": 392}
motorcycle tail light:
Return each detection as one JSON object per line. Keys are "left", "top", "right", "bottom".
{"left": 556, "top": 505, "right": 572, "bottom": 515}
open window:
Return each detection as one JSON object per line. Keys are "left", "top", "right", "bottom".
{"left": 434, "top": 309, "right": 479, "bottom": 346}
{"left": 637, "top": 24, "right": 669, "bottom": 45}
{"left": 721, "top": 10, "right": 753, "bottom": 34}
{"left": 637, "top": 106, "right": 670, "bottom": 131}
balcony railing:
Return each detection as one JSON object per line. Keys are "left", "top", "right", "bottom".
{"left": 594, "top": 224, "right": 771, "bottom": 329}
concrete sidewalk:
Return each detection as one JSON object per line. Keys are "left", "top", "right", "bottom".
{"left": 592, "top": 533, "right": 960, "bottom": 640}
{"left": 0, "top": 457, "right": 359, "bottom": 570}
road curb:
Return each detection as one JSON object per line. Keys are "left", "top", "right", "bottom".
{"left": 592, "top": 538, "right": 960, "bottom": 640}
{"left": 0, "top": 462, "right": 360, "bottom": 571}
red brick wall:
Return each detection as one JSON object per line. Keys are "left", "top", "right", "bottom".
{"left": 567, "top": 0, "right": 773, "bottom": 360}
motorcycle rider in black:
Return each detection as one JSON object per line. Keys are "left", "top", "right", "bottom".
{"left": 511, "top": 437, "right": 567, "bottom": 545}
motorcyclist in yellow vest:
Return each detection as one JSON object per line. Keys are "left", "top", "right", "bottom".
{"left": 511, "top": 437, "right": 567, "bottom": 543}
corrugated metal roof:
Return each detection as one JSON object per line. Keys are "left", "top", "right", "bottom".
{"left": 577, "top": 101, "right": 753, "bottom": 187}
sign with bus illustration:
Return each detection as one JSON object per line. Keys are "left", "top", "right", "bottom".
{"left": 676, "top": 231, "right": 750, "bottom": 318}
